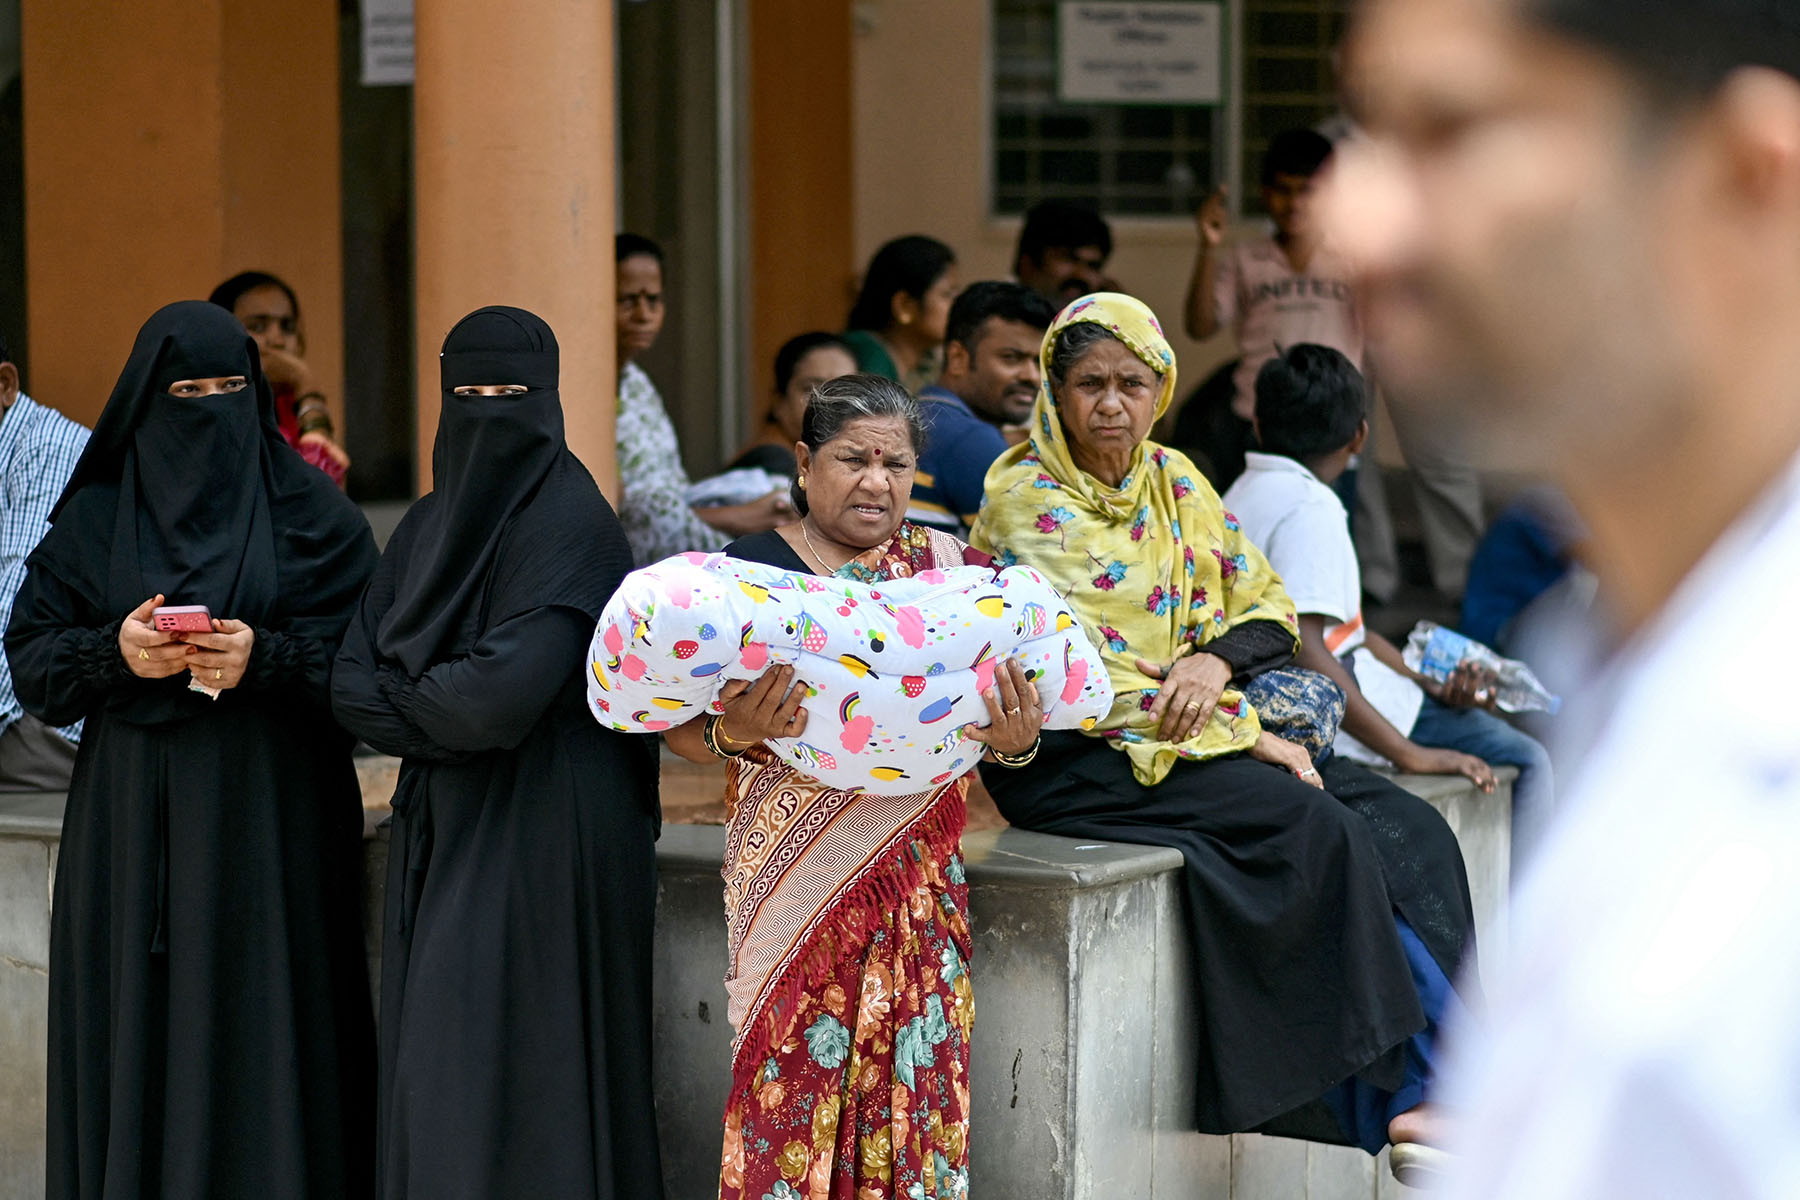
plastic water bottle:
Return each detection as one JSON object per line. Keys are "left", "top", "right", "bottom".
{"left": 1401, "top": 621, "right": 1562, "bottom": 715}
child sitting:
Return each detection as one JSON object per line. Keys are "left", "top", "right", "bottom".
{"left": 1224, "top": 344, "right": 1553, "bottom": 868}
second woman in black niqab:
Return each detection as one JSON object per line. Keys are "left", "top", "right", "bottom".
{"left": 332, "top": 306, "right": 664, "bottom": 1199}
{"left": 6, "top": 300, "right": 380, "bottom": 1198}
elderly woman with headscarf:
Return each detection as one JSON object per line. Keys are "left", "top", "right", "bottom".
{"left": 971, "top": 294, "right": 1475, "bottom": 1176}
{"left": 6, "top": 301, "right": 379, "bottom": 1198}
{"left": 331, "top": 307, "right": 663, "bottom": 1198}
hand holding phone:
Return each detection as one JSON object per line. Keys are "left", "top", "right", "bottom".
{"left": 152, "top": 604, "right": 214, "bottom": 634}
{"left": 120, "top": 595, "right": 192, "bottom": 679}
{"left": 182, "top": 619, "right": 256, "bottom": 693}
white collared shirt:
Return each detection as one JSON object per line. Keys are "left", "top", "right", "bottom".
{"left": 1224, "top": 451, "right": 1423, "bottom": 763}
{"left": 1443, "top": 454, "right": 1800, "bottom": 1199}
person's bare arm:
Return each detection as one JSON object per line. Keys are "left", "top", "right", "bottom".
{"left": 664, "top": 713, "right": 715, "bottom": 764}
{"left": 1297, "top": 614, "right": 1492, "bottom": 788}
{"left": 1183, "top": 185, "right": 1230, "bottom": 340}
{"left": 696, "top": 492, "right": 792, "bottom": 538}
{"left": 1363, "top": 628, "right": 1427, "bottom": 686}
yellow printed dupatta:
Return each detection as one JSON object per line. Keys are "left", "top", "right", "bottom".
{"left": 969, "top": 292, "right": 1298, "bottom": 785}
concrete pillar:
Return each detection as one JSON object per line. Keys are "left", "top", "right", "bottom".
{"left": 21, "top": 0, "right": 343, "bottom": 431}
{"left": 412, "top": 0, "right": 617, "bottom": 497}
{"left": 746, "top": 0, "right": 855, "bottom": 429}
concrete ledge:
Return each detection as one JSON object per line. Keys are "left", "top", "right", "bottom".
{"left": 0, "top": 763, "right": 1513, "bottom": 1200}
{"left": 0, "top": 793, "right": 64, "bottom": 840}
{"left": 648, "top": 764, "right": 1510, "bottom": 1200}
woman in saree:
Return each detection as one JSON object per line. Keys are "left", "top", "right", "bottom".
{"left": 971, "top": 293, "right": 1474, "bottom": 1183}
{"left": 665, "top": 373, "right": 1043, "bottom": 1200}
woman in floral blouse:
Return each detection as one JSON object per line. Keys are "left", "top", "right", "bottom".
{"left": 615, "top": 233, "right": 789, "bottom": 563}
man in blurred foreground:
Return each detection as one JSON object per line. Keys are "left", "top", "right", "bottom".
{"left": 1333, "top": 0, "right": 1800, "bottom": 1195}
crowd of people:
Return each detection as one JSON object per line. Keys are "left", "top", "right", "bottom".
{"left": 9, "top": 0, "right": 1796, "bottom": 1194}
{"left": 0, "top": 228, "right": 1543, "bottom": 1197}
{"left": 0, "top": 154, "right": 1545, "bottom": 1200}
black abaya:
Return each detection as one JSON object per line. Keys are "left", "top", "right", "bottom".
{"left": 5, "top": 301, "right": 379, "bottom": 1199}
{"left": 330, "top": 307, "right": 664, "bottom": 1200}
{"left": 982, "top": 731, "right": 1476, "bottom": 1134}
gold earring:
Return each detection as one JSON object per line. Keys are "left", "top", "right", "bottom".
{"left": 797, "top": 475, "right": 806, "bottom": 489}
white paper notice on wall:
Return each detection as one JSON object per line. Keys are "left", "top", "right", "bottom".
{"left": 1057, "top": 2, "right": 1222, "bottom": 105}
{"left": 361, "top": 0, "right": 415, "bottom": 87}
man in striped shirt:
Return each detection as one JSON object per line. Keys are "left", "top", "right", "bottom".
{"left": 0, "top": 334, "right": 89, "bottom": 790}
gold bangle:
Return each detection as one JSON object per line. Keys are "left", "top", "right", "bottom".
{"left": 991, "top": 735, "right": 1041, "bottom": 768}
{"left": 713, "top": 715, "right": 755, "bottom": 749}
{"left": 703, "top": 713, "right": 751, "bottom": 758}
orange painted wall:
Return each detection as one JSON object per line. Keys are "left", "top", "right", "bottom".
{"left": 746, "top": 0, "right": 855, "bottom": 430}
{"left": 21, "top": 0, "right": 342, "bottom": 431}
{"left": 221, "top": 0, "right": 346, "bottom": 438}
{"left": 412, "top": 0, "right": 617, "bottom": 497}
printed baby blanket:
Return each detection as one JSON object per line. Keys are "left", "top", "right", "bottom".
{"left": 588, "top": 552, "right": 1113, "bottom": 793}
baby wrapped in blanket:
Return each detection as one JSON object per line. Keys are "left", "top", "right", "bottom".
{"left": 588, "top": 551, "right": 1113, "bottom": 793}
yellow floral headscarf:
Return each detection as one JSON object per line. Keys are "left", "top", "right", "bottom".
{"left": 969, "top": 293, "right": 1298, "bottom": 785}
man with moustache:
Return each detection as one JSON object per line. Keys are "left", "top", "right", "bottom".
{"left": 908, "top": 282, "right": 1055, "bottom": 536}
{"left": 1332, "top": 0, "right": 1800, "bottom": 1194}
{"left": 1013, "top": 201, "right": 1114, "bottom": 307}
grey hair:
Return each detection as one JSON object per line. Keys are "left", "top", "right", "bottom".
{"left": 791, "top": 372, "right": 927, "bottom": 516}
{"left": 1046, "top": 321, "right": 1162, "bottom": 391}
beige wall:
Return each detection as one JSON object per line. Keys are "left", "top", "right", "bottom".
{"left": 850, "top": 0, "right": 1238, "bottom": 398}
{"left": 23, "top": 0, "right": 342, "bottom": 431}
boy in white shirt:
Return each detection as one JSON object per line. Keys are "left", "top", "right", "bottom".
{"left": 1224, "top": 345, "right": 1552, "bottom": 867}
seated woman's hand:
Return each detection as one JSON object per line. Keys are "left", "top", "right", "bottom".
{"left": 696, "top": 491, "right": 794, "bottom": 539}
{"left": 1249, "top": 730, "right": 1324, "bottom": 788}
{"left": 298, "top": 430, "right": 351, "bottom": 472}
{"left": 118, "top": 594, "right": 193, "bottom": 680}
{"left": 963, "top": 658, "right": 1045, "bottom": 758}
{"left": 715, "top": 663, "right": 809, "bottom": 748}
{"left": 178, "top": 618, "right": 255, "bottom": 690}
{"left": 1137, "top": 650, "right": 1232, "bottom": 742}
{"left": 259, "top": 345, "right": 314, "bottom": 395}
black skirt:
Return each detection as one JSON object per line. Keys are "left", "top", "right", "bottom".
{"left": 45, "top": 700, "right": 376, "bottom": 1199}
{"left": 982, "top": 732, "right": 1472, "bottom": 1133}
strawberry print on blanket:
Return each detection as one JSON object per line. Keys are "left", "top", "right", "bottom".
{"left": 588, "top": 552, "right": 1113, "bottom": 794}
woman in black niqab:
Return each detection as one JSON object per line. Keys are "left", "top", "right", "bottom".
{"left": 5, "top": 300, "right": 380, "bottom": 1198}
{"left": 332, "top": 306, "right": 664, "bottom": 1200}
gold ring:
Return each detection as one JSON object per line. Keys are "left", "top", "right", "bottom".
{"left": 1006, "top": 707, "right": 1021, "bottom": 717}
{"left": 138, "top": 648, "right": 149, "bottom": 661}
{"left": 1183, "top": 701, "right": 1201, "bottom": 713}
{"left": 215, "top": 669, "right": 223, "bottom": 681}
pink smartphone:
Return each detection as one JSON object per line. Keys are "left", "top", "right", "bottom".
{"left": 151, "top": 605, "right": 213, "bottom": 634}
